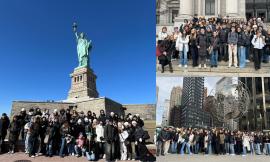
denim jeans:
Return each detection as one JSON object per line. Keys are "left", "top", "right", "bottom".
{"left": 105, "top": 142, "right": 115, "bottom": 161}
{"left": 25, "top": 134, "right": 30, "bottom": 152}
{"left": 250, "top": 142, "right": 255, "bottom": 154}
{"left": 206, "top": 143, "right": 212, "bottom": 154}
{"left": 211, "top": 50, "right": 218, "bottom": 66}
{"left": 229, "top": 144, "right": 235, "bottom": 154}
{"left": 59, "top": 137, "right": 66, "bottom": 157}
{"left": 171, "top": 141, "right": 177, "bottom": 153}
{"left": 86, "top": 151, "right": 95, "bottom": 161}
{"left": 46, "top": 140, "right": 53, "bottom": 156}
{"left": 242, "top": 146, "right": 247, "bottom": 155}
{"left": 225, "top": 142, "right": 230, "bottom": 154}
{"left": 246, "top": 46, "right": 250, "bottom": 60}
{"left": 194, "top": 143, "right": 199, "bottom": 154}
{"left": 266, "top": 143, "right": 270, "bottom": 155}
{"left": 180, "top": 142, "right": 191, "bottom": 154}
{"left": 255, "top": 143, "right": 261, "bottom": 155}
{"left": 238, "top": 46, "right": 246, "bottom": 68}
{"left": 190, "top": 47, "right": 198, "bottom": 66}
{"left": 67, "top": 142, "right": 74, "bottom": 155}
{"left": 156, "top": 141, "right": 164, "bottom": 156}
{"left": 75, "top": 145, "right": 86, "bottom": 156}
{"left": 179, "top": 47, "right": 188, "bottom": 66}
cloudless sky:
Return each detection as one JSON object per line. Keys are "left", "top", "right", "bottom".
{"left": 0, "top": 0, "right": 156, "bottom": 115}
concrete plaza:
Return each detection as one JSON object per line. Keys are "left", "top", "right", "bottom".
{"left": 157, "top": 154, "right": 270, "bottom": 162}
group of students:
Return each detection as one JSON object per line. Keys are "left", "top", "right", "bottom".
{"left": 156, "top": 126, "right": 270, "bottom": 156}
{"left": 156, "top": 16, "right": 270, "bottom": 73}
{"left": 0, "top": 107, "right": 153, "bottom": 161}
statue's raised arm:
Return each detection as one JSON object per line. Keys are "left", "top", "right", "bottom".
{"left": 72, "top": 22, "right": 92, "bottom": 68}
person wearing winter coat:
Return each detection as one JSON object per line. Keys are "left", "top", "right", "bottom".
{"left": 228, "top": 26, "right": 239, "bottom": 68}
{"left": 219, "top": 23, "right": 229, "bottom": 61}
{"left": 209, "top": 31, "right": 220, "bottom": 67}
{"left": 96, "top": 120, "right": 105, "bottom": 159}
{"left": 189, "top": 29, "right": 198, "bottom": 67}
{"left": 134, "top": 124, "right": 150, "bottom": 161}
{"left": 197, "top": 28, "right": 208, "bottom": 68}
{"left": 45, "top": 121, "right": 56, "bottom": 157}
{"left": 251, "top": 30, "right": 266, "bottom": 70}
{"left": 0, "top": 113, "right": 9, "bottom": 149}
{"left": 8, "top": 115, "right": 20, "bottom": 154}
{"left": 104, "top": 119, "right": 118, "bottom": 161}
{"left": 242, "top": 132, "right": 250, "bottom": 156}
{"left": 59, "top": 121, "right": 70, "bottom": 157}
{"left": 176, "top": 30, "right": 189, "bottom": 68}
{"left": 157, "top": 38, "right": 173, "bottom": 73}
{"left": 229, "top": 132, "right": 236, "bottom": 155}
{"left": 237, "top": 27, "right": 247, "bottom": 68}
{"left": 119, "top": 123, "right": 129, "bottom": 160}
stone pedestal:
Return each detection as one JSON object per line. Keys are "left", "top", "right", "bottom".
{"left": 68, "top": 67, "right": 99, "bottom": 99}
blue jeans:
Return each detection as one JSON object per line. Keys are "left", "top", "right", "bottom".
{"left": 266, "top": 143, "right": 270, "bottom": 155}
{"left": 67, "top": 142, "right": 74, "bottom": 155}
{"left": 211, "top": 50, "right": 218, "bottom": 66}
{"left": 179, "top": 48, "right": 188, "bottom": 66}
{"left": 59, "top": 137, "right": 66, "bottom": 157}
{"left": 229, "top": 144, "right": 235, "bottom": 154}
{"left": 194, "top": 143, "right": 199, "bottom": 154}
{"left": 86, "top": 151, "right": 96, "bottom": 161}
{"left": 46, "top": 140, "right": 53, "bottom": 156}
{"left": 225, "top": 142, "right": 230, "bottom": 154}
{"left": 250, "top": 142, "right": 255, "bottom": 154}
{"left": 171, "top": 141, "right": 177, "bottom": 153}
{"left": 255, "top": 143, "right": 261, "bottom": 155}
{"left": 206, "top": 143, "right": 212, "bottom": 154}
{"left": 180, "top": 142, "right": 191, "bottom": 154}
{"left": 243, "top": 146, "right": 247, "bottom": 155}
{"left": 262, "top": 48, "right": 269, "bottom": 62}
{"left": 238, "top": 46, "right": 246, "bottom": 68}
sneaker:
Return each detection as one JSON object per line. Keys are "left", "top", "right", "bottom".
{"left": 31, "top": 155, "right": 35, "bottom": 158}
{"left": 230, "top": 154, "right": 235, "bottom": 156}
{"left": 198, "top": 64, "right": 202, "bottom": 69}
{"left": 11, "top": 150, "right": 14, "bottom": 154}
{"left": 242, "top": 154, "right": 246, "bottom": 156}
{"left": 228, "top": 65, "right": 231, "bottom": 68}
{"left": 235, "top": 65, "right": 238, "bottom": 68}
{"left": 246, "top": 60, "right": 250, "bottom": 63}
{"left": 204, "top": 64, "right": 207, "bottom": 68}
{"left": 184, "top": 65, "right": 187, "bottom": 68}
{"left": 178, "top": 64, "right": 182, "bottom": 68}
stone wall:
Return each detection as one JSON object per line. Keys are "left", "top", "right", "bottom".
{"left": 123, "top": 104, "right": 156, "bottom": 120}
{"left": 76, "top": 97, "right": 124, "bottom": 116}
{"left": 11, "top": 101, "right": 74, "bottom": 117}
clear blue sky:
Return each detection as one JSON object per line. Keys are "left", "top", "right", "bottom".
{"left": 0, "top": 0, "right": 156, "bottom": 115}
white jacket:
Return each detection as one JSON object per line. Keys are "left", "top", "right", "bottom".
{"left": 252, "top": 35, "right": 265, "bottom": 49}
{"left": 176, "top": 35, "right": 189, "bottom": 52}
{"left": 96, "top": 124, "right": 104, "bottom": 142}
{"left": 158, "top": 32, "right": 168, "bottom": 41}
{"left": 119, "top": 130, "right": 129, "bottom": 142}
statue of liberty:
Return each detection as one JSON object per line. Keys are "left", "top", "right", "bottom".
{"left": 72, "top": 22, "right": 92, "bottom": 68}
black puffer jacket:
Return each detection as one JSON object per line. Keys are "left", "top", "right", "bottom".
{"left": 237, "top": 32, "right": 247, "bottom": 47}
{"left": 219, "top": 28, "right": 229, "bottom": 43}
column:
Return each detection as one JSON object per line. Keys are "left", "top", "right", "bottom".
{"left": 174, "top": 0, "right": 194, "bottom": 27}
{"left": 226, "top": 0, "right": 238, "bottom": 17}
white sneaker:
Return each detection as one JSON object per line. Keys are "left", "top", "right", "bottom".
{"left": 184, "top": 65, "right": 187, "bottom": 68}
{"left": 178, "top": 64, "right": 182, "bottom": 68}
{"left": 11, "top": 150, "right": 14, "bottom": 154}
{"left": 31, "top": 155, "right": 35, "bottom": 158}
{"left": 204, "top": 64, "right": 207, "bottom": 68}
{"left": 198, "top": 64, "right": 202, "bottom": 68}
{"left": 246, "top": 60, "right": 250, "bottom": 63}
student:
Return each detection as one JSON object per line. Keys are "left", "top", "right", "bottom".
{"left": 209, "top": 31, "right": 220, "bottom": 67}
{"left": 237, "top": 27, "right": 247, "bottom": 68}
{"left": 8, "top": 115, "right": 20, "bottom": 154}
{"left": 251, "top": 30, "right": 266, "bottom": 70}
{"left": 228, "top": 26, "right": 238, "bottom": 68}
{"left": 176, "top": 30, "right": 189, "bottom": 68}
{"left": 74, "top": 133, "right": 86, "bottom": 157}
{"left": 197, "top": 28, "right": 208, "bottom": 68}
{"left": 189, "top": 29, "right": 198, "bottom": 67}
{"left": 158, "top": 27, "right": 168, "bottom": 44}
{"left": 219, "top": 23, "right": 229, "bottom": 61}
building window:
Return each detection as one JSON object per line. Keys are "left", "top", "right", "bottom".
{"left": 205, "top": 0, "right": 215, "bottom": 15}
{"left": 156, "top": 14, "right": 160, "bottom": 24}
{"left": 171, "top": 10, "right": 178, "bottom": 23}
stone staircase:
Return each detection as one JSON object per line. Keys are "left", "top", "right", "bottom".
{"left": 157, "top": 59, "right": 270, "bottom": 77}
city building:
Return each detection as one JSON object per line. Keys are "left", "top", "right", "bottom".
{"left": 169, "top": 86, "right": 182, "bottom": 126}
{"left": 162, "top": 99, "right": 171, "bottom": 126}
{"left": 180, "top": 77, "right": 211, "bottom": 128}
